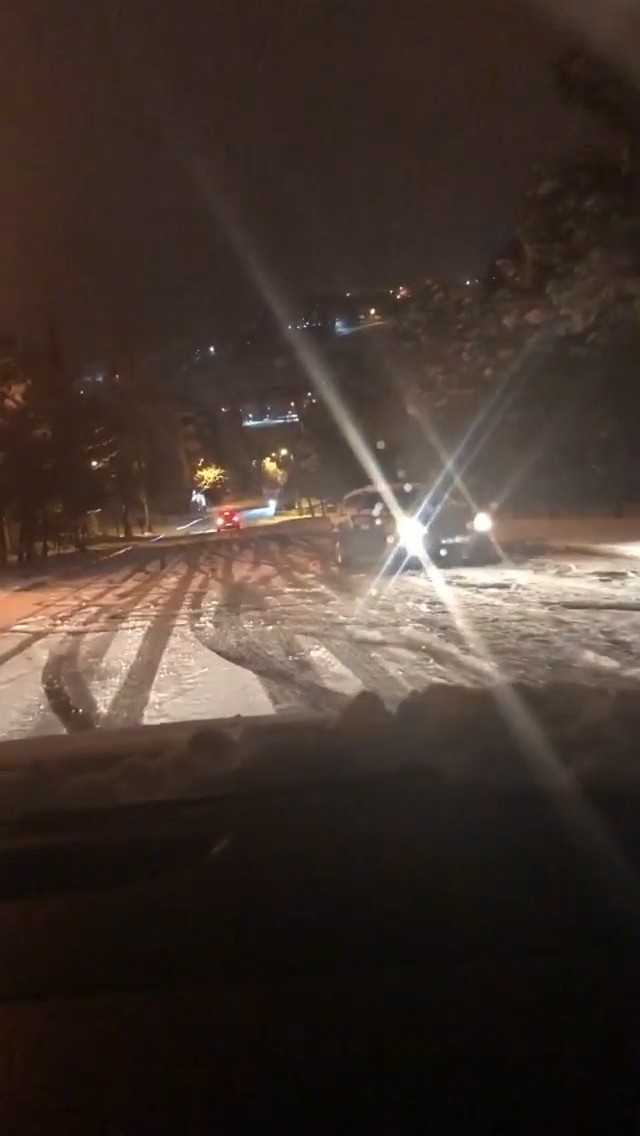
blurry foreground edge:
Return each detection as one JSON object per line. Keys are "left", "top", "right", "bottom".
{"left": 0, "top": 681, "right": 638, "bottom": 820}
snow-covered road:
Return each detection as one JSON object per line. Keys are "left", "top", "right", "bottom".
{"left": 1, "top": 530, "right": 640, "bottom": 740}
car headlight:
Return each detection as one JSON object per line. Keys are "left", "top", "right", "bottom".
{"left": 472, "top": 511, "right": 492, "bottom": 533}
{"left": 397, "top": 516, "right": 426, "bottom": 555}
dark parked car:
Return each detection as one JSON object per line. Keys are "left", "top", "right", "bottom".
{"left": 332, "top": 482, "right": 496, "bottom": 570}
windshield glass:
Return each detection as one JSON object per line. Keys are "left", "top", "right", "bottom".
{"left": 347, "top": 491, "right": 383, "bottom": 512}
{"left": 1, "top": 2, "right": 638, "bottom": 817}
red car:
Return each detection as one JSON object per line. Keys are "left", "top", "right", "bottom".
{"left": 215, "top": 508, "right": 241, "bottom": 531}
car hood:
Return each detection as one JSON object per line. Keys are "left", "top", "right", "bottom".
{"left": 0, "top": 682, "right": 636, "bottom": 824}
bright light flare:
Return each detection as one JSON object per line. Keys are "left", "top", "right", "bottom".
{"left": 472, "top": 511, "right": 492, "bottom": 533}
{"left": 396, "top": 516, "right": 426, "bottom": 556}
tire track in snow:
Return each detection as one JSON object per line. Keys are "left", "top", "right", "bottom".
{"left": 0, "top": 564, "right": 144, "bottom": 671}
{"left": 396, "top": 570, "right": 640, "bottom": 688}
{"left": 386, "top": 625, "right": 494, "bottom": 685}
{"left": 191, "top": 601, "right": 346, "bottom": 714}
{"left": 38, "top": 555, "right": 185, "bottom": 733}
{"left": 143, "top": 565, "right": 272, "bottom": 724}
{"left": 103, "top": 560, "right": 202, "bottom": 728}
{"left": 189, "top": 551, "right": 347, "bottom": 713}
{"left": 76, "top": 555, "right": 203, "bottom": 722}
{"left": 263, "top": 547, "right": 411, "bottom": 704}
{"left": 314, "top": 558, "right": 525, "bottom": 691}
{"left": 256, "top": 537, "right": 516, "bottom": 694}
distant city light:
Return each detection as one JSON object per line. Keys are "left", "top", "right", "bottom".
{"left": 90, "top": 459, "right": 99, "bottom": 469}
{"left": 242, "top": 411, "right": 299, "bottom": 428}
{"left": 279, "top": 448, "right": 289, "bottom": 457}
{"left": 209, "top": 345, "right": 215, "bottom": 353}
{"left": 369, "top": 307, "right": 376, "bottom": 316}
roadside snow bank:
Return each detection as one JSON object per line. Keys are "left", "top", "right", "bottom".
{"left": 1, "top": 682, "right": 639, "bottom": 818}
{"left": 496, "top": 516, "right": 640, "bottom": 553}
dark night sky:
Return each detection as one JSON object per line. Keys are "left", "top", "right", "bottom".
{"left": 0, "top": 0, "right": 596, "bottom": 363}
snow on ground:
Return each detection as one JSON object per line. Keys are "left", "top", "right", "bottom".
{"left": 494, "top": 514, "right": 640, "bottom": 556}
{"left": 1, "top": 524, "right": 640, "bottom": 812}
